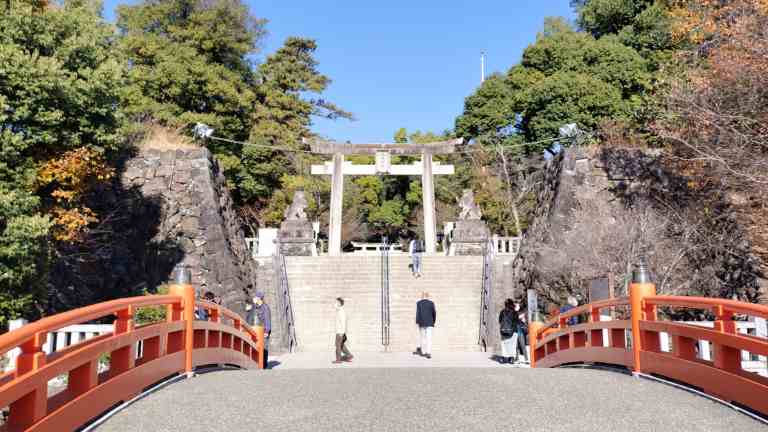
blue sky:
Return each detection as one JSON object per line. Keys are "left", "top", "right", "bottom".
{"left": 104, "top": 1, "right": 576, "bottom": 143}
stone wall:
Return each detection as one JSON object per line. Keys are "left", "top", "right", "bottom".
{"left": 121, "top": 148, "right": 258, "bottom": 316}
{"left": 510, "top": 146, "right": 766, "bottom": 316}
{"left": 510, "top": 151, "right": 565, "bottom": 311}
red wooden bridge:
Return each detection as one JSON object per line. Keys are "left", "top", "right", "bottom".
{"left": 0, "top": 277, "right": 766, "bottom": 431}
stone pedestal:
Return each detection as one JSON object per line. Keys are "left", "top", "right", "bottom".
{"left": 279, "top": 220, "right": 315, "bottom": 256}
{"left": 451, "top": 220, "right": 490, "bottom": 255}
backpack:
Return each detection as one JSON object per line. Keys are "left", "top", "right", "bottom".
{"left": 500, "top": 310, "right": 518, "bottom": 334}
{"left": 413, "top": 240, "right": 424, "bottom": 253}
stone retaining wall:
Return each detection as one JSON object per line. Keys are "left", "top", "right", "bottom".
{"left": 121, "top": 148, "right": 258, "bottom": 317}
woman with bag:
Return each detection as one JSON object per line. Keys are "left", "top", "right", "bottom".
{"left": 498, "top": 298, "right": 521, "bottom": 364}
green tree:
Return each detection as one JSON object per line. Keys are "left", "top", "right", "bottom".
{"left": 573, "top": 0, "right": 674, "bottom": 58}
{"left": 0, "top": 187, "right": 51, "bottom": 328}
{"left": 117, "top": 0, "right": 264, "bottom": 140}
{"left": 0, "top": 2, "right": 125, "bottom": 325}
{"left": 394, "top": 127, "right": 408, "bottom": 144}
{"left": 523, "top": 72, "right": 624, "bottom": 144}
{"left": 456, "top": 15, "right": 650, "bottom": 145}
{"left": 573, "top": 0, "right": 651, "bottom": 37}
{"left": 454, "top": 74, "right": 516, "bottom": 141}
{"left": 239, "top": 37, "right": 353, "bottom": 203}
{"left": 368, "top": 199, "right": 407, "bottom": 235}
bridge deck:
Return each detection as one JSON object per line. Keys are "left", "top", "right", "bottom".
{"left": 95, "top": 354, "right": 765, "bottom": 432}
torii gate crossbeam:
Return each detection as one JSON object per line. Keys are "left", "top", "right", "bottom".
{"left": 309, "top": 139, "right": 463, "bottom": 256}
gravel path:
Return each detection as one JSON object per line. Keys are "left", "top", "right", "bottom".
{"left": 96, "top": 361, "right": 765, "bottom": 432}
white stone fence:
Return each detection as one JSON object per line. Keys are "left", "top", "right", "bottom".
{"left": 245, "top": 228, "right": 278, "bottom": 258}
{"left": 492, "top": 235, "right": 521, "bottom": 256}
{"left": 3, "top": 320, "right": 125, "bottom": 372}
{"left": 349, "top": 242, "right": 404, "bottom": 255}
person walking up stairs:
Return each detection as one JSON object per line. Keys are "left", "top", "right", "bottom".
{"left": 413, "top": 292, "right": 436, "bottom": 359}
{"left": 408, "top": 237, "right": 425, "bottom": 277}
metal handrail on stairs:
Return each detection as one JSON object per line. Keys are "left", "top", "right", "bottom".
{"left": 479, "top": 239, "right": 495, "bottom": 351}
{"left": 274, "top": 249, "right": 298, "bottom": 352}
{"left": 381, "top": 238, "right": 391, "bottom": 348}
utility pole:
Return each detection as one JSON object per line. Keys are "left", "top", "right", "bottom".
{"left": 480, "top": 51, "right": 486, "bottom": 83}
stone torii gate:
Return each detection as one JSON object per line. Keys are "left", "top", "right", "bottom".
{"left": 309, "top": 139, "right": 462, "bottom": 256}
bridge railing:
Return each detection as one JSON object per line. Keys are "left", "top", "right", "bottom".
{"left": 0, "top": 283, "right": 263, "bottom": 432}
{"left": 530, "top": 279, "right": 768, "bottom": 416}
{"left": 529, "top": 297, "right": 632, "bottom": 369}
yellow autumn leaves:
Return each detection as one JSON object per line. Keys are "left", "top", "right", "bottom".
{"left": 36, "top": 148, "right": 114, "bottom": 243}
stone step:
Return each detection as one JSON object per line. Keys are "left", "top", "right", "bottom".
{"left": 286, "top": 255, "right": 482, "bottom": 352}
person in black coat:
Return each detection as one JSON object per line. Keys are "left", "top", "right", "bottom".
{"left": 413, "top": 292, "right": 436, "bottom": 359}
{"left": 498, "top": 298, "right": 522, "bottom": 364}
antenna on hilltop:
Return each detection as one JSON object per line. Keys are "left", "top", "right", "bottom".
{"left": 480, "top": 51, "right": 486, "bottom": 83}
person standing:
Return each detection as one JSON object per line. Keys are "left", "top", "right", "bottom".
{"left": 514, "top": 301, "right": 529, "bottom": 364}
{"left": 247, "top": 292, "right": 271, "bottom": 369}
{"left": 413, "top": 292, "right": 436, "bottom": 359}
{"left": 499, "top": 298, "right": 522, "bottom": 364}
{"left": 333, "top": 297, "right": 353, "bottom": 364}
{"left": 408, "top": 237, "right": 425, "bottom": 277}
{"left": 560, "top": 295, "right": 579, "bottom": 326}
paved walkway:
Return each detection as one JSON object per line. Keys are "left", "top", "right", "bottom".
{"left": 269, "top": 351, "right": 527, "bottom": 369}
{"left": 95, "top": 353, "right": 765, "bottom": 432}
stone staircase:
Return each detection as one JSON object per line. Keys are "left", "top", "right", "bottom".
{"left": 284, "top": 255, "right": 483, "bottom": 353}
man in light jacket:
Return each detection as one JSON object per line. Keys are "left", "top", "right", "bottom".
{"left": 333, "top": 297, "right": 353, "bottom": 364}
{"left": 413, "top": 292, "right": 436, "bottom": 359}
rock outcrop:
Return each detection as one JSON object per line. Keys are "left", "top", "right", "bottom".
{"left": 511, "top": 146, "right": 766, "bottom": 316}
{"left": 121, "top": 147, "right": 257, "bottom": 315}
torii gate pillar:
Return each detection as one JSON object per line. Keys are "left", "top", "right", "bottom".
{"left": 421, "top": 153, "right": 437, "bottom": 254}
{"left": 329, "top": 153, "right": 344, "bottom": 256}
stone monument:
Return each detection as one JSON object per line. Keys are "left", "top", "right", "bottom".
{"left": 278, "top": 190, "right": 315, "bottom": 256}
{"left": 451, "top": 189, "right": 490, "bottom": 255}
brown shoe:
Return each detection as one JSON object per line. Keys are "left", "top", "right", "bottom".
{"left": 343, "top": 356, "right": 353, "bottom": 362}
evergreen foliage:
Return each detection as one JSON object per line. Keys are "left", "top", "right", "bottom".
{"left": 456, "top": 17, "right": 653, "bottom": 147}
{"left": 0, "top": 2, "right": 125, "bottom": 326}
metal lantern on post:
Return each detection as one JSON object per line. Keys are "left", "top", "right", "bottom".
{"left": 173, "top": 263, "right": 191, "bottom": 285}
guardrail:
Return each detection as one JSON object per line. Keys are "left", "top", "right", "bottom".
{"left": 491, "top": 235, "right": 520, "bottom": 256}
{"left": 274, "top": 250, "right": 298, "bottom": 353}
{"left": 529, "top": 274, "right": 768, "bottom": 416}
{"left": 3, "top": 323, "right": 114, "bottom": 373}
{"left": 0, "top": 283, "right": 263, "bottom": 431}
{"left": 478, "top": 240, "right": 495, "bottom": 351}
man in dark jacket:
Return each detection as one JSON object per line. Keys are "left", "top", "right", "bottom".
{"left": 246, "top": 291, "right": 271, "bottom": 369}
{"left": 413, "top": 292, "right": 436, "bottom": 359}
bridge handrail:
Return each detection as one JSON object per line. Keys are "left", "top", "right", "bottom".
{"left": 0, "top": 295, "right": 181, "bottom": 359}
{"left": 644, "top": 295, "right": 768, "bottom": 320}
{"left": 530, "top": 284, "right": 768, "bottom": 416}
{"left": 196, "top": 300, "right": 266, "bottom": 345}
{"left": 0, "top": 284, "right": 263, "bottom": 431}
{"left": 539, "top": 297, "right": 630, "bottom": 331}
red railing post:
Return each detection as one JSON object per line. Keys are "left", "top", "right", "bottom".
{"left": 168, "top": 281, "right": 195, "bottom": 377}
{"left": 110, "top": 305, "right": 136, "bottom": 378}
{"left": 253, "top": 325, "right": 265, "bottom": 369}
{"left": 713, "top": 305, "right": 741, "bottom": 373}
{"left": 589, "top": 305, "right": 604, "bottom": 347}
{"left": 629, "top": 262, "right": 656, "bottom": 373}
{"left": 8, "top": 332, "right": 48, "bottom": 429}
{"left": 528, "top": 321, "right": 544, "bottom": 368}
